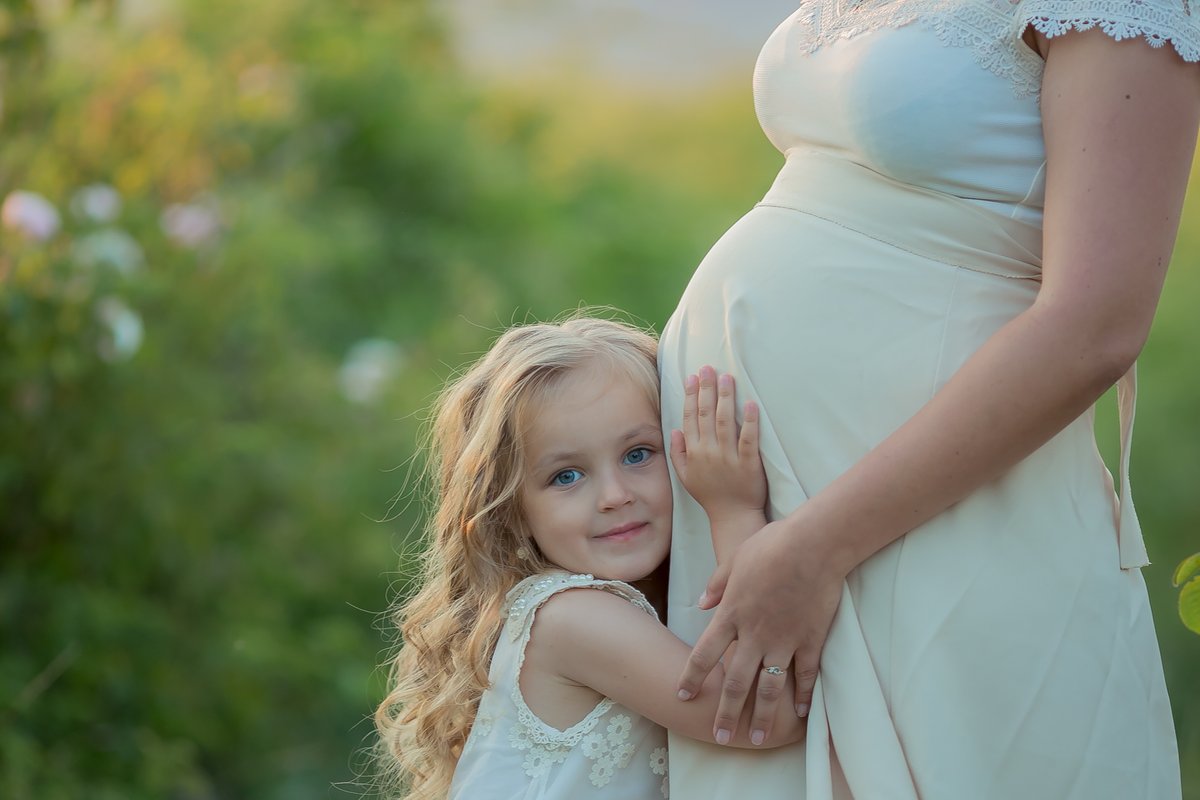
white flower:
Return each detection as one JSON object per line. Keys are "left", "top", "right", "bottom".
{"left": 95, "top": 296, "right": 144, "bottom": 361}
{"left": 581, "top": 731, "right": 608, "bottom": 759}
{"left": 589, "top": 759, "right": 616, "bottom": 787}
{"left": 612, "top": 741, "right": 636, "bottom": 769}
{"left": 338, "top": 338, "right": 405, "bottom": 405}
{"left": 2, "top": 190, "right": 61, "bottom": 241}
{"left": 523, "top": 749, "right": 551, "bottom": 777}
{"left": 73, "top": 229, "right": 144, "bottom": 275}
{"left": 508, "top": 723, "right": 531, "bottom": 751}
{"left": 606, "top": 714, "right": 633, "bottom": 741}
{"left": 160, "top": 200, "right": 221, "bottom": 248}
{"left": 650, "top": 746, "right": 668, "bottom": 775}
{"left": 70, "top": 183, "right": 122, "bottom": 223}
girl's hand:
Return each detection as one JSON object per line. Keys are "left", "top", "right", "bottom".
{"left": 676, "top": 514, "right": 846, "bottom": 744}
{"left": 669, "top": 366, "right": 766, "bottom": 528}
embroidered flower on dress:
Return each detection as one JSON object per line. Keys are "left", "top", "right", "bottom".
{"left": 508, "top": 717, "right": 571, "bottom": 778}
{"left": 579, "top": 713, "right": 638, "bottom": 787}
{"left": 590, "top": 760, "right": 617, "bottom": 786}
{"left": 650, "top": 745, "right": 670, "bottom": 797}
{"left": 582, "top": 732, "right": 608, "bottom": 759}
{"left": 650, "top": 746, "right": 668, "bottom": 776}
{"left": 607, "top": 715, "right": 633, "bottom": 739}
{"left": 473, "top": 712, "right": 493, "bottom": 737}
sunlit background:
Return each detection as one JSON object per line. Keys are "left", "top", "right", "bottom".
{"left": 2, "top": 1, "right": 1197, "bottom": 797}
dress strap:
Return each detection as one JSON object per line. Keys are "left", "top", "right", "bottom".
{"left": 502, "top": 571, "right": 659, "bottom": 642}
{"left": 1116, "top": 364, "right": 1150, "bottom": 570}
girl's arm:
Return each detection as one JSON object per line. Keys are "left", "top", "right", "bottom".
{"left": 530, "top": 586, "right": 804, "bottom": 748}
{"left": 675, "top": 27, "right": 1200, "bottom": 744}
{"left": 669, "top": 368, "right": 768, "bottom": 565}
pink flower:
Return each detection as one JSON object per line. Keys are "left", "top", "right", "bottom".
{"left": 2, "top": 190, "right": 61, "bottom": 241}
{"left": 160, "top": 200, "right": 222, "bottom": 248}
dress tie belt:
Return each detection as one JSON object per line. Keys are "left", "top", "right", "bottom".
{"left": 1115, "top": 365, "right": 1149, "bottom": 569}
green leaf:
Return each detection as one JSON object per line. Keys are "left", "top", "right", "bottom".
{"left": 1180, "top": 576, "right": 1200, "bottom": 636}
{"left": 1172, "top": 552, "right": 1200, "bottom": 587}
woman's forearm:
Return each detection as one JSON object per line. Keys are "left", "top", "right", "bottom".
{"left": 795, "top": 297, "right": 1142, "bottom": 578}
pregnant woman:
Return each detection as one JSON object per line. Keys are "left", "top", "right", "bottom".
{"left": 659, "top": 2, "right": 1196, "bottom": 797}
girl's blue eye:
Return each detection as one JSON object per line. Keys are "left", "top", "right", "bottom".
{"left": 552, "top": 469, "right": 582, "bottom": 487}
{"left": 624, "top": 447, "right": 651, "bottom": 466}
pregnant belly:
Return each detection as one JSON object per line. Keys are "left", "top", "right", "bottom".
{"left": 660, "top": 203, "right": 1040, "bottom": 488}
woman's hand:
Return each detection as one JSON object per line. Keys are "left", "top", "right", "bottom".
{"left": 676, "top": 513, "right": 846, "bottom": 745}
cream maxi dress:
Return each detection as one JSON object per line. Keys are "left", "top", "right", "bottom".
{"left": 659, "top": 2, "right": 1193, "bottom": 798}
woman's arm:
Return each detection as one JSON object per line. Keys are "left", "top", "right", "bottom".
{"left": 675, "top": 28, "right": 1200, "bottom": 744}
{"left": 530, "top": 587, "right": 804, "bottom": 748}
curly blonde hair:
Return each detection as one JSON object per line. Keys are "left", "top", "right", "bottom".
{"left": 375, "top": 315, "right": 659, "bottom": 799}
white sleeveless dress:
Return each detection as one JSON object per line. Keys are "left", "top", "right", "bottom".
{"left": 659, "top": 2, "right": 1194, "bottom": 798}
{"left": 449, "top": 572, "right": 669, "bottom": 799}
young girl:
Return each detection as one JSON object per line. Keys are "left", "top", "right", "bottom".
{"left": 375, "top": 316, "right": 803, "bottom": 800}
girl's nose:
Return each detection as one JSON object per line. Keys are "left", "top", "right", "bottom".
{"left": 597, "top": 471, "right": 635, "bottom": 510}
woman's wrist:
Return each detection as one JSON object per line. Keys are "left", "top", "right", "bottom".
{"left": 780, "top": 500, "right": 859, "bottom": 581}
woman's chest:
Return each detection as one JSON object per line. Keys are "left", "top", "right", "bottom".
{"left": 753, "top": 0, "right": 1047, "bottom": 203}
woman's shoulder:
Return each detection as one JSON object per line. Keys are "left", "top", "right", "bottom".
{"left": 790, "top": 0, "right": 1200, "bottom": 98}
{"left": 1010, "top": 0, "right": 1200, "bottom": 61}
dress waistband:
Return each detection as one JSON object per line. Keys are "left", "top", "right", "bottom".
{"left": 757, "top": 149, "right": 1147, "bottom": 570}
{"left": 758, "top": 149, "right": 1044, "bottom": 282}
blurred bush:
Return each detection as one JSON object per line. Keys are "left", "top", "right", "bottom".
{"left": 1, "top": 0, "right": 1197, "bottom": 797}
{"left": 0, "top": 0, "right": 715, "bottom": 796}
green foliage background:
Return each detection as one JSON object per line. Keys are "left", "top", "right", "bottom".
{"left": 0, "top": 0, "right": 1196, "bottom": 797}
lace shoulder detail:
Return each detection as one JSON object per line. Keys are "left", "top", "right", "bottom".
{"left": 1016, "top": 0, "right": 1200, "bottom": 62}
{"left": 498, "top": 571, "right": 660, "bottom": 785}
{"left": 501, "top": 571, "right": 658, "bottom": 642}
{"left": 792, "top": 0, "right": 1200, "bottom": 98}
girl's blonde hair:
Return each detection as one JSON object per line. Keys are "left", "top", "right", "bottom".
{"left": 375, "top": 315, "right": 659, "bottom": 799}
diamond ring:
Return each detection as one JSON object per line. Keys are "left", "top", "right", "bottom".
{"left": 762, "top": 665, "right": 786, "bottom": 676}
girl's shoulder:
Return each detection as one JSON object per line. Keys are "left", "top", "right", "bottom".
{"left": 501, "top": 571, "right": 658, "bottom": 642}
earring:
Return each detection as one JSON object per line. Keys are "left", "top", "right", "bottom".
{"left": 515, "top": 546, "right": 531, "bottom": 561}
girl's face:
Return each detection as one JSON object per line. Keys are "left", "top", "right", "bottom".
{"left": 518, "top": 364, "right": 672, "bottom": 583}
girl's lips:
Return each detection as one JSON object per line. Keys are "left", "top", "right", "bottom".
{"left": 597, "top": 522, "right": 647, "bottom": 541}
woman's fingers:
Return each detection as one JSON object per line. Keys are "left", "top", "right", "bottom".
{"left": 711, "top": 637, "right": 763, "bottom": 745}
{"left": 749, "top": 652, "right": 793, "bottom": 745}
{"left": 698, "top": 560, "right": 732, "bottom": 609}
{"left": 676, "top": 613, "right": 736, "bottom": 703}
{"left": 793, "top": 650, "right": 819, "bottom": 718}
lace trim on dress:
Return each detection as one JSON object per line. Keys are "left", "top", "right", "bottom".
{"left": 1017, "top": 0, "right": 1200, "bottom": 64}
{"left": 502, "top": 571, "right": 658, "bottom": 748}
{"left": 793, "top": 0, "right": 1200, "bottom": 98}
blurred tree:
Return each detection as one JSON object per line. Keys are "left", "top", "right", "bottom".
{"left": 0, "top": 0, "right": 717, "bottom": 796}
